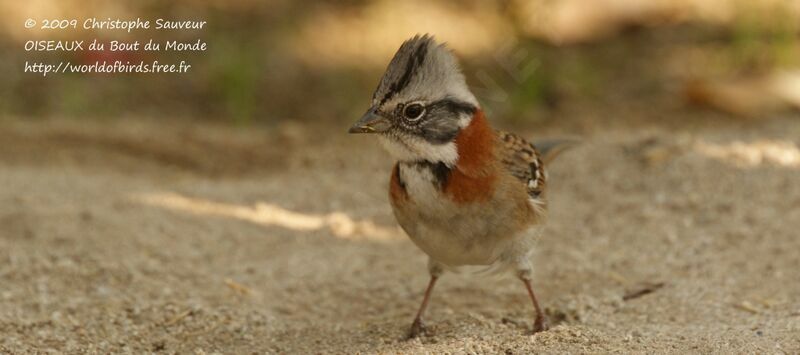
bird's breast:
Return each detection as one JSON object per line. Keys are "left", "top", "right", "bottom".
{"left": 389, "top": 162, "right": 528, "bottom": 266}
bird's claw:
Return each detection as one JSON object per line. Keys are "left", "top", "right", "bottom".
{"left": 532, "top": 314, "right": 550, "bottom": 334}
{"left": 407, "top": 318, "right": 428, "bottom": 339}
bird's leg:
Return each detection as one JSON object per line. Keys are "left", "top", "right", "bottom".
{"left": 407, "top": 259, "right": 444, "bottom": 338}
{"left": 408, "top": 275, "right": 438, "bottom": 338}
{"left": 521, "top": 278, "right": 549, "bottom": 333}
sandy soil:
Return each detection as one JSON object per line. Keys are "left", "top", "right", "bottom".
{"left": 1, "top": 116, "right": 799, "bottom": 354}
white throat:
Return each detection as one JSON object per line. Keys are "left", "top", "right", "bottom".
{"left": 378, "top": 134, "right": 459, "bottom": 167}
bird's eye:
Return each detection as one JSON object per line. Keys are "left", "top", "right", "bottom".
{"left": 403, "top": 103, "right": 425, "bottom": 121}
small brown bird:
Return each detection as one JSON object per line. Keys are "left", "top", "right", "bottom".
{"left": 349, "top": 34, "right": 571, "bottom": 337}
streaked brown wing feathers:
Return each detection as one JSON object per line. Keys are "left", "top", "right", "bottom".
{"left": 496, "top": 130, "right": 546, "bottom": 198}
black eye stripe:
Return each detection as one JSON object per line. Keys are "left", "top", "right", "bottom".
{"left": 426, "top": 98, "right": 476, "bottom": 116}
{"left": 397, "top": 99, "right": 474, "bottom": 121}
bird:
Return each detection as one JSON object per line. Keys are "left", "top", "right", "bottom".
{"left": 348, "top": 34, "right": 573, "bottom": 338}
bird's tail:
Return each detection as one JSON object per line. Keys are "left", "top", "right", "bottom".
{"left": 533, "top": 138, "right": 581, "bottom": 164}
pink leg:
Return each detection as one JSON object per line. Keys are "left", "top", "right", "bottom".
{"left": 522, "top": 278, "right": 549, "bottom": 333}
{"left": 408, "top": 276, "right": 438, "bottom": 338}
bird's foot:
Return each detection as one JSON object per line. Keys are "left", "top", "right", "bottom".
{"left": 407, "top": 318, "right": 428, "bottom": 339}
{"left": 532, "top": 314, "right": 550, "bottom": 334}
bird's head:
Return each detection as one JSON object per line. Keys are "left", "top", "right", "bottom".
{"left": 349, "top": 34, "right": 480, "bottom": 167}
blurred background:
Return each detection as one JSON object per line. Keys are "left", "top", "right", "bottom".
{"left": 1, "top": 1, "right": 800, "bottom": 353}
{"left": 2, "top": 0, "right": 798, "bottom": 127}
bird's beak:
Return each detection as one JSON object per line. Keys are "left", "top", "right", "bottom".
{"left": 348, "top": 109, "right": 391, "bottom": 134}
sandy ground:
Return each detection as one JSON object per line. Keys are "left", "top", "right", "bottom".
{"left": 1, "top": 116, "right": 799, "bottom": 354}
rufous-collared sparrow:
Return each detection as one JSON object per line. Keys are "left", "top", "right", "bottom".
{"left": 349, "top": 34, "right": 572, "bottom": 338}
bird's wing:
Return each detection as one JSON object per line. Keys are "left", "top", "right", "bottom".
{"left": 496, "top": 130, "right": 546, "bottom": 198}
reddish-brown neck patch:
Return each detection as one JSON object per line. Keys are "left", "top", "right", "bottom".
{"left": 445, "top": 110, "right": 497, "bottom": 203}
{"left": 453, "top": 110, "right": 495, "bottom": 176}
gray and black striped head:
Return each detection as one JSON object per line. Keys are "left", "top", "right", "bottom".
{"left": 349, "top": 34, "right": 479, "bottom": 166}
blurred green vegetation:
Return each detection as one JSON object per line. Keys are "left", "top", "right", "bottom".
{"left": 730, "top": 2, "right": 799, "bottom": 70}
{"left": 1, "top": 0, "right": 798, "bottom": 125}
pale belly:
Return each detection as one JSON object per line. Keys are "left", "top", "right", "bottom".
{"left": 399, "top": 215, "right": 509, "bottom": 267}
{"left": 391, "top": 164, "right": 527, "bottom": 267}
